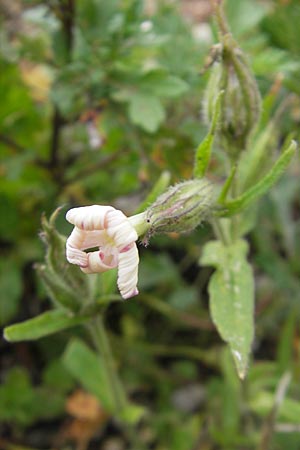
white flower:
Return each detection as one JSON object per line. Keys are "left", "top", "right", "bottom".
{"left": 66, "top": 205, "right": 139, "bottom": 299}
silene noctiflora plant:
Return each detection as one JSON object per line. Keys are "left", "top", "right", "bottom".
{"left": 4, "top": 0, "right": 297, "bottom": 437}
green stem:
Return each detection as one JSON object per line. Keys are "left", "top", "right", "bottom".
{"left": 211, "top": 217, "right": 230, "bottom": 245}
{"left": 88, "top": 316, "right": 146, "bottom": 450}
{"left": 88, "top": 315, "right": 128, "bottom": 416}
{"left": 231, "top": 172, "right": 240, "bottom": 241}
{"left": 213, "top": 0, "right": 230, "bottom": 36}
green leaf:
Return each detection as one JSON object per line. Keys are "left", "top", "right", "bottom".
{"left": 225, "top": 0, "right": 268, "bottom": 37}
{"left": 140, "top": 72, "right": 189, "bottom": 98}
{"left": 120, "top": 403, "right": 146, "bottom": 424}
{"left": 220, "top": 140, "right": 297, "bottom": 217}
{"left": 128, "top": 93, "right": 165, "bottom": 133}
{"left": 238, "top": 121, "right": 282, "bottom": 192}
{"left": 194, "top": 91, "right": 223, "bottom": 178}
{"left": 0, "top": 367, "right": 65, "bottom": 427}
{"left": 4, "top": 309, "right": 86, "bottom": 342}
{"left": 0, "top": 367, "right": 36, "bottom": 427}
{"left": 43, "top": 359, "right": 75, "bottom": 393}
{"left": 218, "top": 165, "right": 237, "bottom": 204}
{"left": 0, "top": 261, "right": 22, "bottom": 326}
{"left": 277, "top": 310, "right": 297, "bottom": 373}
{"left": 250, "top": 390, "right": 300, "bottom": 424}
{"left": 200, "top": 239, "right": 254, "bottom": 378}
{"left": 0, "top": 193, "right": 20, "bottom": 241}
{"left": 63, "top": 338, "right": 114, "bottom": 411}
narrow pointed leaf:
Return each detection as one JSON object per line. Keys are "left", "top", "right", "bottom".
{"left": 4, "top": 310, "right": 86, "bottom": 342}
{"left": 63, "top": 338, "right": 114, "bottom": 411}
{"left": 218, "top": 165, "right": 237, "bottom": 203}
{"left": 201, "top": 239, "right": 254, "bottom": 378}
{"left": 238, "top": 121, "right": 277, "bottom": 191}
{"left": 220, "top": 140, "right": 297, "bottom": 217}
{"left": 194, "top": 90, "right": 223, "bottom": 178}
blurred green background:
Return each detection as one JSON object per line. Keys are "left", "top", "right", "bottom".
{"left": 1, "top": 0, "right": 300, "bottom": 449}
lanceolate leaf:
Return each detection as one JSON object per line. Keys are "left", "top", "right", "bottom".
{"left": 220, "top": 140, "right": 297, "bottom": 217}
{"left": 200, "top": 239, "right": 254, "bottom": 378}
{"left": 218, "top": 165, "right": 237, "bottom": 203}
{"left": 194, "top": 90, "right": 223, "bottom": 178}
{"left": 63, "top": 338, "right": 114, "bottom": 411}
{"left": 4, "top": 310, "right": 86, "bottom": 342}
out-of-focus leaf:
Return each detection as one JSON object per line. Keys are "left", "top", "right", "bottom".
{"left": 170, "top": 417, "right": 200, "bottom": 450}
{"left": 252, "top": 47, "right": 300, "bottom": 77}
{"left": 168, "top": 286, "right": 197, "bottom": 311}
{"left": 63, "top": 338, "right": 114, "bottom": 411}
{"left": 128, "top": 93, "right": 165, "bottom": 133}
{"left": 0, "top": 194, "right": 20, "bottom": 240}
{"left": 0, "top": 368, "right": 35, "bottom": 426}
{"left": 277, "top": 311, "right": 297, "bottom": 373}
{"left": 0, "top": 367, "right": 65, "bottom": 427}
{"left": 262, "top": 1, "right": 300, "bottom": 55}
{"left": 270, "top": 177, "right": 299, "bottom": 259}
{"left": 201, "top": 239, "right": 254, "bottom": 378}
{"left": 4, "top": 310, "right": 86, "bottom": 342}
{"left": 250, "top": 390, "right": 300, "bottom": 424}
{"left": 225, "top": 0, "right": 269, "bottom": 36}
{"left": 139, "top": 253, "right": 179, "bottom": 290}
{"left": 42, "top": 359, "right": 75, "bottom": 393}
{"left": 120, "top": 403, "right": 146, "bottom": 425}
{"left": 0, "top": 261, "right": 22, "bottom": 326}
{"left": 140, "top": 72, "right": 189, "bottom": 98}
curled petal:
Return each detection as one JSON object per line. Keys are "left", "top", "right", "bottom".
{"left": 66, "top": 243, "right": 89, "bottom": 268}
{"left": 66, "top": 227, "right": 107, "bottom": 267}
{"left": 66, "top": 205, "right": 113, "bottom": 230}
{"left": 81, "top": 250, "right": 118, "bottom": 274}
{"left": 67, "top": 228, "right": 106, "bottom": 251}
{"left": 65, "top": 204, "right": 140, "bottom": 300}
{"left": 106, "top": 209, "right": 138, "bottom": 248}
{"left": 117, "top": 243, "right": 139, "bottom": 299}
{"left": 66, "top": 228, "right": 88, "bottom": 266}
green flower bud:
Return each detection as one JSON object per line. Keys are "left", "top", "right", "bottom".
{"left": 203, "top": 7, "right": 261, "bottom": 158}
{"left": 145, "top": 179, "right": 215, "bottom": 237}
{"left": 37, "top": 208, "right": 90, "bottom": 312}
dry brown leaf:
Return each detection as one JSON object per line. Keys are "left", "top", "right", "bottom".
{"left": 55, "top": 390, "right": 110, "bottom": 450}
{"left": 65, "top": 389, "right": 108, "bottom": 421}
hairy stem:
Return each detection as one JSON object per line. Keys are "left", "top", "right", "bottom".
{"left": 88, "top": 315, "right": 128, "bottom": 416}
{"left": 211, "top": 217, "right": 231, "bottom": 245}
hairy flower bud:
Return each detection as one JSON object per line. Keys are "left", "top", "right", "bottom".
{"left": 145, "top": 179, "right": 215, "bottom": 237}
{"left": 203, "top": 14, "right": 261, "bottom": 158}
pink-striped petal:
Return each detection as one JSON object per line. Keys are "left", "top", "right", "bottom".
{"left": 81, "top": 250, "right": 118, "bottom": 274}
{"left": 117, "top": 243, "right": 139, "bottom": 299}
{"left": 65, "top": 205, "right": 140, "bottom": 300}
{"left": 66, "top": 205, "right": 113, "bottom": 230}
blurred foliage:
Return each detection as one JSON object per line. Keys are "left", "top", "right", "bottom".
{"left": 1, "top": 0, "right": 300, "bottom": 449}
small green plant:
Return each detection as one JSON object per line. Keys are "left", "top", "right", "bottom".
{"left": 2, "top": 1, "right": 300, "bottom": 449}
